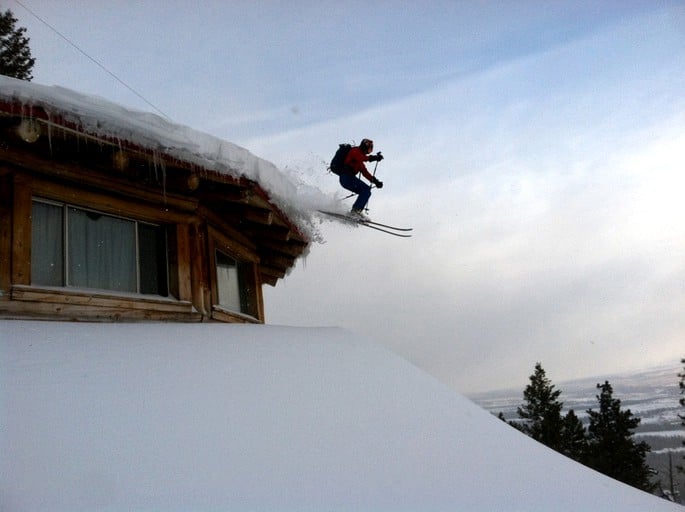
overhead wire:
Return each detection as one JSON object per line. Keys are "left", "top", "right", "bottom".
{"left": 12, "top": 0, "right": 172, "bottom": 120}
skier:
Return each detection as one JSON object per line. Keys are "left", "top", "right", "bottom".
{"left": 339, "top": 138, "right": 384, "bottom": 218}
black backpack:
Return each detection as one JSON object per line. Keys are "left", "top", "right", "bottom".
{"left": 329, "top": 143, "right": 352, "bottom": 175}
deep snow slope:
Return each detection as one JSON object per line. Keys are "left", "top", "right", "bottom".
{"left": 1, "top": 321, "right": 679, "bottom": 511}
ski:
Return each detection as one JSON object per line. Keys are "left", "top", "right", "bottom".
{"left": 318, "top": 211, "right": 413, "bottom": 237}
{"left": 361, "top": 218, "right": 412, "bottom": 232}
{"left": 358, "top": 221, "right": 412, "bottom": 238}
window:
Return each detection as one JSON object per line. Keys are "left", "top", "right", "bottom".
{"left": 215, "top": 249, "right": 253, "bottom": 316}
{"left": 31, "top": 199, "right": 169, "bottom": 296}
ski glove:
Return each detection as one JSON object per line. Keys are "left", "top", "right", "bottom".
{"left": 372, "top": 178, "right": 384, "bottom": 188}
{"left": 368, "top": 153, "right": 384, "bottom": 162}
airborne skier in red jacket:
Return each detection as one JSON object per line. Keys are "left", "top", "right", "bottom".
{"left": 339, "top": 138, "right": 384, "bottom": 217}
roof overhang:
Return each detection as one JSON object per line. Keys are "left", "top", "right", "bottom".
{"left": 0, "top": 96, "right": 309, "bottom": 286}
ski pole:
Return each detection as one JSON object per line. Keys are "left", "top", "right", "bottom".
{"left": 363, "top": 152, "right": 383, "bottom": 213}
{"left": 369, "top": 152, "right": 382, "bottom": 189}
{"left": 372, "top": 152, "right": 381, "bottom": 177}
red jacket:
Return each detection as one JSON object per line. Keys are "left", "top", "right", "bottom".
{"left": 343, "top": 147, "right": 374, "bottom": 181}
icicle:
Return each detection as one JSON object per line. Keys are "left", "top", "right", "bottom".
{"left": 46, "top": 115, "right": 53, "bottom": 156}
{"left": 161, "top": 159, "right": 167, "bottom": 204}
{"left": 152, "top": 149, "right": 161, "bottom": 182}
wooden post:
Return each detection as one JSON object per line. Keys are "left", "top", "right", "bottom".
{"left": 188, "top": 220, "right": 210, "bottom": 318}
{"left": 11, "top": 175, "right": 32, "bottom": 286}
{"left": 0, "top": 172, "right": 12, "bottom": 295}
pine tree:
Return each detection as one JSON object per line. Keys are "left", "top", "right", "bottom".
{"left": 560, "top": 409, "right": 587, "bottom": 462}
{"left": 516, "top": 363, "right": 565, "bottom": 451}
{"left": 0, "top": 9, "right": 36, "bottom": 81}
{"left": 585, "top": 381, "right": 654, "bottom": 492}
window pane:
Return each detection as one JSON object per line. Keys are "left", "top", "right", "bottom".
{"left": 216, "top": 250, "right": 243, "bottom": 313}
{"left": 138, "top": 223, "right": 168, "bottom": 296}
{"left": 31, "top": 201, "right": 64, "bottom": 286}
{"left": 67, "top": 208, "right": 136, "bottom": 292}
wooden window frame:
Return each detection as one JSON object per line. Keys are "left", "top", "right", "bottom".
{"left": 7, "top": 174, "right": 198, "bottom": 320}
{"left": 31, "top": 198, "right": 172, "bottom": 296}
{"left": 208, "top": 225, "right": 263, "bottom": 323}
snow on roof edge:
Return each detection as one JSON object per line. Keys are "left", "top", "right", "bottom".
{"left": 0, "top": 75, "right": 331, "bottom": 243}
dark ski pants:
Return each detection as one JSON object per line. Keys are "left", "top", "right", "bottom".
{"left": 339, "top": 173, "right": 371, "bottom": 211}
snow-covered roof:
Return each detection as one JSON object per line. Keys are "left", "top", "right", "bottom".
{"left": 0, "top": 75, "right": 331, "bottom": 241}
{"left": 1, "top": 321, "right": 679, "bottom": 511}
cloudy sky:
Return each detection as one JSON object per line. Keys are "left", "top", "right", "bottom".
{"left": 11, "top": 0, "right": 685, "bottom": 393}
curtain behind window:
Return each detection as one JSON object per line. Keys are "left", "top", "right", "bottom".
{"left": 67, "top": 208, "right": 136, "bottom": 292}
{"left": 216, "top": 251, "right": 242, "bottom": 312}
{"left": 31, "top": 201, "right": 64, "bottom": 286}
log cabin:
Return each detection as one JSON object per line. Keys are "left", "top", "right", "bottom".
{"left": 0, "top": 77, "right": 311, "bottom": 323}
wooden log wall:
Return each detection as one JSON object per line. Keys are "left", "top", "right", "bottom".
{"left": 0, "top": 166, "right": 252, "bottom": 322}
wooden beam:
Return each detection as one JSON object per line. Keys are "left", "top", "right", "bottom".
{"left": 258, "top": 238, "right": 308, "bottom": 258}
{"left": 211, "top": 306, "right": 262, "bottom": 324}
{"left": 253, "top": 262, "right": 265, "bottom": 320}
{"left": 198, "top": 205, "right": 256, "bottom": 252}
{"left": 243, "top": 206, "right": 274, "bottom": 225}
{"left": 197, "top": 188, "right": 250, "bottom": 204}
{"left": 260, "top": 274, "right": 279, "bottom": 287}
{"left": 246, "top": 223, "right": 292, "bottom": 242}
{"left": 29, "top": 176, "right": 193, "bottom": 224}
{"left": 0, "top": 173, "right": 11, "bottom": 293}
{"left": 188, "top": 220, "right": 211, "bottom": 316}
{"left": 260, "top": 265, "right": 287, "bottom": 280}
{"left": 0, "top": 146, "right": 199, "bottom": 214}
{"left": 11, "top": 176, "right": 31, "bottom": 286}
{"left": 260, "top": 254, "right": 294, "bottom": 271}
{"left": 0, "top": 298, "right": 203, "bottom": 322}
{"left": 11, "top": 285, "right": 195, "bottom": 313}
{"left": 174, "top": 223, "right": 193, "bottom": 302}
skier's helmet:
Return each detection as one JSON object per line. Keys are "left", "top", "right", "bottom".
{"left": 360, "top": 138, "right": 374, "bottom": 154}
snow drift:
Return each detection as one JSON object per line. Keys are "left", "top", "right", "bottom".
{"left": 1, "top": 321, "right": 679, "bottom": 511}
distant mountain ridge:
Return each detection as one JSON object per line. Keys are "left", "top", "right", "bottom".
{"left": 469, "top": 362, "right": 683, "bottom": 428}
